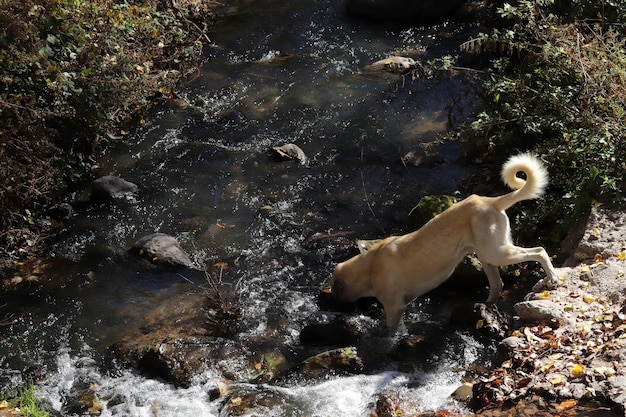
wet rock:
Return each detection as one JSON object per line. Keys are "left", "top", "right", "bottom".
{"left": 91, "top": 175, "right": 138, "bottom": 203}
{"left": 248, "top": 351, "right": 289, "bottom": 383}
{"left": 220, "top": 384, "right": 295, "bottom": 417}
{"left": 299, "top": 317, "right": 362, "bottom": 346}
{"left": 406, "top": 195, "right": 455, "bottom": 232}
{"left": 131, "top": 233, "right": 195, "bottom": 269}
{"left": 346, "top": 0, "right": 466, "bottom": 23}
{"left": 514, "top": 300, "right": 564, "bottom": 323}
{"left": 293, "top": 347, "right": 364, "bottom": 378}
{"left": 269, "top": 143, "right": 309, "bottom": 165}
{"left": 364, "top": 56, "right": 416, "bottom": 74}
{"left": 452, "top": 382, "right": 474, "bottom": 401}
{"left": 107, "top": 289, "right": 250, "bottom": 386}
{"left": 63, "top": 381, "right": 102, "bottom": 415}
{"left": 450, "top": 303, "right": 509, "bottom": 339}
{"left": 303, "top": 230, "right": 360, "bottom": 262}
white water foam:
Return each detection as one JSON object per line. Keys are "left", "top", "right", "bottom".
{"left": 37, "top": 347, "right": 471, "bottom": 417}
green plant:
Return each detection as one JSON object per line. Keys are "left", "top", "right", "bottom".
{"left": 460, "top": 0, "right": 626, "bottom": 248}
{"left": 0, "top": 0, "right": 216, "bottom": 265}
{"left": 18, "top": 381, "right": 50, "bottom": 417}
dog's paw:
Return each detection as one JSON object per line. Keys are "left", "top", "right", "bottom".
{"left": 532, "top": 276, "right": 558, "bottom": 292}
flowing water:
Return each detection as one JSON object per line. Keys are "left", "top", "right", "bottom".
{"left": 0, "top": 1, "right": 494, "bottom": 415}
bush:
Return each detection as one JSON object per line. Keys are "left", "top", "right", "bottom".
{"left": 462, "top": 0, "right": 626, "bottom": 247}
{"left": 0, "top": 0, "right": 216, "bottom": 264}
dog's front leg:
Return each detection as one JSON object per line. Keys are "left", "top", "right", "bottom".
{"left": 379, "top": 294, "right": 407, "bottom": 330}
{"left": 482, "top": 263, "right": 504, "bottom": 303}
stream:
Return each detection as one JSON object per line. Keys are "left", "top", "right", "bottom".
{"left": 0, "top": 1, "right": 494, "bottom": 416}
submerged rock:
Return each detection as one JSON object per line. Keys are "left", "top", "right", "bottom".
{"left": 131, "top": 233, "right": 195, "bottom": 269}
{"left": 91, "top": 175, "right": 138, "bottom": 203}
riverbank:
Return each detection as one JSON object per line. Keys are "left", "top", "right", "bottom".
{"left": 0, "top": 0, "right": 224, "bottom": 270}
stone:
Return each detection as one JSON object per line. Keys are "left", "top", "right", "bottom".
{"left": 364, "top": 56, "right": 416, "bottom": 74}
{"left": 513, "top": 300, "right": 563, "bottom": 323}
{"left": 91, "top": 175, "right": 138, "bottom": 203}
{"left": 269, "top": 143, "right": 309, "bottom": 165}
{"left": 131, "top": 233, "right": 195, "bottom": 269}
{"left": 572, "top": 205, "right": 626, "bottom": 263}
{"left": 498, "top": 336, "right": 525, "bottom": 360}
{"left": 293, "top": 347, "right": 364, "bottom": 378}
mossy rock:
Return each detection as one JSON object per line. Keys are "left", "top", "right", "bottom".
{"left": 406, "top": 195, "right": 456, "bottom": 232}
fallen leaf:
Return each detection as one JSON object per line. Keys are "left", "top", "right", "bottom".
{"left": 594, "top": 366, "right": 616, "bottom": 377}
{"left": 571, "top": 364, "right": 585, "bottom": 378}
{"left": 0, "top": 400, "right": 7, "bottom": 409}
{"left": 583, "top": 294, "right": 596, "bottom": 303}
{"left": 551, "top": 374, "right": 565, "bottom": 385}
{"left": 581, "top": 265, "right": 591, "bottom": 272}
{"left": 618, "top": 251, "right": 626, "bottom": 260}
{"left": 88, "top": 400, "right": 103, "bottom": 413}
{"left": 556, "top": 399, "right": 577, "bottom": 411}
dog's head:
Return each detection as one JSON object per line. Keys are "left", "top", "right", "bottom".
{"left": 329, "top": 256, "right": 373, "bottom": 303}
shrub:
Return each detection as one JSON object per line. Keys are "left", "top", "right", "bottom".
{"left": 0, "top": 0, "right": 216, "bottom": 264}
{"left": 462, "top": 0, "right": 626, "bottom": 246}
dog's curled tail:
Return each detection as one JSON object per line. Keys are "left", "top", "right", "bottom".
{"left": 494, "top": 153, "right": 549, "bottom": 211}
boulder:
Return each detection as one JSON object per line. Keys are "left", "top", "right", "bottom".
{"left": 346, "top": 0, "right": 467, "bottom": 23}
{"left": 513, "top": 300, "right": 564, "bottom": 323}
{"left": 131, "top": 233, "right": 195, "bottom": 269}
{"left": 91, "top": 175, "right": 138, "bottom": 203}
{"left": 571, "top": 205, "right": 626, "bottom": 263}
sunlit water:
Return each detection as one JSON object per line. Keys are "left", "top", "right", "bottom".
{"left": 0, "top": 1, "right": 493, "bottom": 415}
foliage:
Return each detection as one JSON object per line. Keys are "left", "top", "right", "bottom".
{"left": 462, "top": 0, "right": 626, "bottom": 247}
{"left": 18, "top": 381, "right": 50, "bottom": 417}
{"left": 0, "top": 0, "right": 216, "bottom": 265}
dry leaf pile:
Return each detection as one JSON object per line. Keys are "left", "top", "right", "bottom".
{"left": 474, "top": 254, "right": 626, "bottom": 411}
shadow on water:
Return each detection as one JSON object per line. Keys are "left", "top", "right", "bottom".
{"left": 0, "top": 0, "right": 495, "bottom": 415}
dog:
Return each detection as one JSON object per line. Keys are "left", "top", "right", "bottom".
{"left": 329, "top": 153, "right": 559, "bottom": 329}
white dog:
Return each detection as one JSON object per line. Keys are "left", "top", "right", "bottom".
{"left": 330, "top": 153, "right": 558, "bottom": 329}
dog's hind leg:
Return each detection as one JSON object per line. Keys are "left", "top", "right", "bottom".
{"left": 482, "top": 263, "right": 503, "bottom": 302}
{"left": 482, "top": 245, "right": 559, "bottom": 291}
